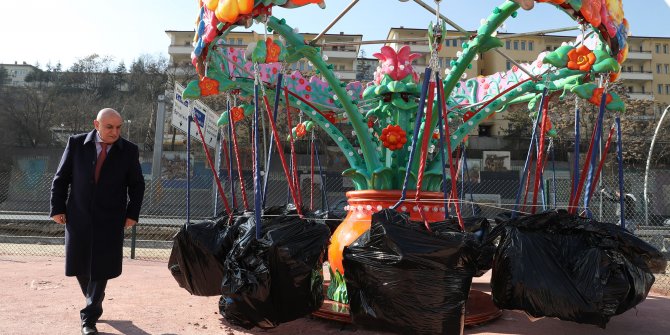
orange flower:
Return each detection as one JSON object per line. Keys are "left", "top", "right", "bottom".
{"left": 230, "top": 106, "right": 244, "bottom": 123}
{"left": 588, "top": 88, "right": 613, "bottom": 106}
{"left": 295, "top": 123, "right": 307, "bottom": 138}
{"left": 265, "top": 38, "right": 280, "bottom": 63}
{"left": 199, "top": 77, "right": 219, "bottom": 96}
{"left": 567, "top": 46, "right": 596, "bottom": 72}
{"left": 380, "top": 125, "right": 407, "bottom": 151}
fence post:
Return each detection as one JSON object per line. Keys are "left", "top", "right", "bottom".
{"left": 130, "top": 225, "right": 137, "bottom": 259}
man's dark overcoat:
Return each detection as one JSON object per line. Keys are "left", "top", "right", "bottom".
{"left": 50, "top": 130, "right": 145, "bottom": 280}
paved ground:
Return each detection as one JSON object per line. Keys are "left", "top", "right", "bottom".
{"left": 1, "top": 255, "right": 668, "bottom": 335}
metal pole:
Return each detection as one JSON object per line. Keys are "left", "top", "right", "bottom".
{"left": 213, "top": 129, "right": 222, "bottom": 217}
{"left": 412, "top": 0, "right": 469, "bottom": 33}
{"left": 644, "top": 105, "right": 670, "bottom": 226}
{"left": 151, "top": 95, "right": 166, "bottom": 182}
{"left": 187, "top": 115, "right": 192, "bottom": 225}
{"left": 130, "top": 225, "right": 136, "bottom": 259}
{"left": 311, "top": 0, "right": 360, "bottom": 45}
{"left": 491, "top": 48, "right": 537, "bottom": 80}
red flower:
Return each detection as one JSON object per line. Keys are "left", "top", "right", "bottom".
{"left": 588, "top": 87, "right": 613, "bottom": 106}
{"left": 367, "top": 118, "right": 374, "bottom": 128}
{"left": 199, "top": 77, "right": 219, "bottom": 96}
{"left": 512, "top": 65, "right": 519, "bottom": 72}
{"left": 231, "top": 106, "right": 245, "bottom": 123}
{"left": 305, "top": 85, "right": 312, "bottom": 92}
{"left": 272, "top": 67, "right": 278, "bottom": 74}
{"left": 380, "top": 125, "right": 407, "bottom": 151}
{"left": 299, "top": 78, "right": 305, "bottom": 85}
{"left": 295, "top": 123, "right": 307, "bottom": 138}
{"left": 567, "top": 45, "right": 596, "bottom": 72}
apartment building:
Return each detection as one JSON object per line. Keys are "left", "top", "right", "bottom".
{"left": 167, "top": 27, "right": 670, "bottom": 140}
{"left": 165, "top": 29, "right": 361, "bottom": 81}
{"left": 0, "top": 62, "right": 39, "bottom": 86}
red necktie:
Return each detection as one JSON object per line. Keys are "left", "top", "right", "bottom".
{"left": 95, "top": 142, "right": 108, "bottom": 183}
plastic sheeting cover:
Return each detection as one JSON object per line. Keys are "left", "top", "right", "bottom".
{"left": 343, "top": 209, "right": 488, "bottom": 335}
{"left": 491, "top": 210, "right": 666, "bottom": 328}
{"left": 220, "top": 205, "right": 331, "bottom": 329}
{"left": 168, "top": 213, "right": 236, "bottom": 296}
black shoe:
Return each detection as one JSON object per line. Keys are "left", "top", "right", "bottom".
{"left": 81, "top": 323, "right": 98, "bottom": 335}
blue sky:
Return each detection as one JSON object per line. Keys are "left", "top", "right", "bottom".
{"left": 1, "top": 0, "right": 669, "bottom": 69}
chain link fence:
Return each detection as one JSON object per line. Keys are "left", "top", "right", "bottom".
{"left": 0, "top": 139, "right": 668, "bottom": 291}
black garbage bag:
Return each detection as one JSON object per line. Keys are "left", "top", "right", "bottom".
{"left": 168, "top": 213, "right": 237, "bottom": 296}
{"left": 221, "top": 205, "right": 331, "bottom": 329}
{"left": 490, "top": 210, "right": 667, "bottom": 328}
{"left": 343, "top": 209, "right": 486, "bottom": 335}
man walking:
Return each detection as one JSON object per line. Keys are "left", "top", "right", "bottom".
{"left": 50, "top": 108, "right": 145, "bottom": 335}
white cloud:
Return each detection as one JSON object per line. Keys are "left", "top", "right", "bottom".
{"left": 666, "top": 0, "right": 670, "bottom": 8}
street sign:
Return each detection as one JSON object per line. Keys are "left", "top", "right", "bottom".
{"left": 171, "top": 83, "right": 219, "bottom": 149}
{"left": 192, "top": 100, "right": 219, "bottom": 149}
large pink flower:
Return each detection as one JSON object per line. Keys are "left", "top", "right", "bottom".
{"left": 372, "top": 46, "right": 421, "bottom": 84}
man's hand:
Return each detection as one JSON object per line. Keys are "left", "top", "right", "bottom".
{"left": 52, "top": 214, "right": 66, "bottom": 224}
{"left": 125, "top": 218, "right": 138, "bottom": 228}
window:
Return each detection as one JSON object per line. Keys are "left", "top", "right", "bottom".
{"left": 658, "top": 84, "right": 663, "bottom": 94}
{"left": 666, "top": 85, "right": 670, "bottom": 95}
{"left": 665, "top": 44, "right": 669, "bottom": 54}
{"left": 453, "top": 39, "right": 459, "bottom": 47}
{"left": 339, "top": 65, "right": 345, "bottom": 70}
{"left": 478, "top": 125, "right": 492, "bottom": 137}
{"left": 658, "top": 64, "right": 662, "bottom": 74}
{"left": 506, "top": 61, "right": 511, "bottom": 70}
{"left": 656, "top": 44, "right": 661, "bottom": 53}
{"left": 521, "top": 41, "right": 526, "bottom": 50}
{"left": 528, "top": 41, "right": 534, "bottom": 51}
{"left": 628, "top": 86, "right": 633, "bottom": 93}
{"left": 237, "top": 38, "right": 243, "bottom": 45}
{"left": 513, "top": 40, "right": 519, "bottom": 50}
{"left": 666, "top": 64, "right": 669, "bottom": 74}
{"left": 506, "top": 40, "right": 511, "bottom": 49}
{"left": 299, "top": 61, "right": 304, "bottom": 70}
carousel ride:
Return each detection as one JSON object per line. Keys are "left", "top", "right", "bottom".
{"left": 168, "top": 0, "right": 666, "bottom": 333}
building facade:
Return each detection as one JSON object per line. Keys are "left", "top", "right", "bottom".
{"left": 166, "top": 28, "right": 670, "bottom": 140}
{"left": 0, "top": 62, "right": 39, "bottom": 86}
{"left": 165, "top": 30, "right": 361, "bottom": 81}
